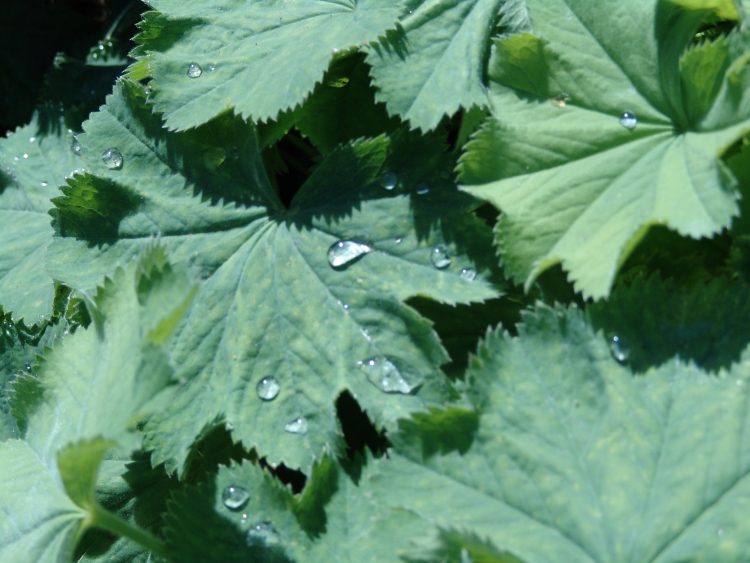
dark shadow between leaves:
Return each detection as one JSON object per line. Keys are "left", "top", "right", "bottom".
{"left": 394, "top": 406, "right": 478, "bottom": 461}
{"left": 336, "top": 391, "right": 389, "bottom": 459}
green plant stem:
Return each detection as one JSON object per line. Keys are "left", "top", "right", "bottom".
{"left": 90, "top": 504, "right": 168, "bottom": 559}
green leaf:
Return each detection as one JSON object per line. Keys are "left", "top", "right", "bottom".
{"left": 296, "top": 53, "right": 400, "bottom": 154}
{"left": 367, "top": 0, "right": 501, "bottom": 131}
{"left": 134, "top": 0, "right": 406, "bottom": 130}
{"left": 0, "top": 118, "right": 80, "bottom": 324}
{"left": 365, "top": 305, "right": 750, "bottom": 562}
{"left": 460, "top": 0, "right": 750, "bottom": 298}
{"left": 0, "top": 250, "right": 193, "bottom": 561}
{"left": 0, "top": 439, "right": 84, "bottom": 562}
{"left": 18, "top": 249, "right": 195, "bottom": 464}
{"left": 48, "top": 81, "right": 500, "bottom": 474}
{"left": 588, "top": 275, "right": 750, "bottom": 373}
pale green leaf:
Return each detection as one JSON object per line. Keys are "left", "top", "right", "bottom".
{"left": 47, "top": 82, "right": 499, "bottom": 475}
{"left": 366, "top": 305, "right": 750, "bottom": 562}
{"left": 367, "top": 0, "right": 501, "bottom": 131}
{"left": 135, "top": 0, "right": 406, "bottom": 130}
{"left": 0, "top": 439, "right": 84, "bottom": 562}
{"left": 460, "top": 0, "right": 750, "bottom": 298}
{"left": 0, "top": 119, "right": 79, "bottom": 324}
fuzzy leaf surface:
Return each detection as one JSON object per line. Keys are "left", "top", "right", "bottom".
{"left": 366, "top": 305, "right": 750, "bottom": 562}
{"left": 367, "top": 0, "right": 501, "bottom": 131}
{"left": 135, "top": 0, "right": 406, "bottom": 130}
{"left": 460, "top": 0, "right": 750, "bottom": 298}
{"left": 47, "top": 82, "right": 499, "bottom": 474}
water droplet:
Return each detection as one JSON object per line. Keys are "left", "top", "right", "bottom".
{"left": 208, "top": 64, "right": 217, "bottom": 72}
{"left": 13, "top": 156, "right": 19, "bottom": 162}
{"left": 327, "top": 77, "right": 349, "bottom": 88}
{"left": 246, "top": 521, "right": 281, "bottom": 547}
{"left": 609, "top": 335, "right": 630, "bottom": 363}
{"left": 718, "top": 528, "right": 725, "bottom": 537}
{"left": 22, "top": 153, "right": 29, "bottom": 160}
{"left": 29, "top": 136, "right": 36, "bottom": 143}
{"left": 284, "top": 417, "right": 308, "bottom": 435}
{"left": 415, "top": 183, "right": 430, "bottom": 196}
{"left": 186, "top": 62, "right": 203, "bottom": 78}
{"left": 552, "top": 93, "right": 570, "bottom": 108}
{"left": 459, "top": 267, "right": 476, "bottom": 281}
{"left": 380, "top": 171, "right": 398, "bottom": 191}
{"left": 357, "top": 357, "right": 418, "bottom": 394}
{"left": 40, "top": 181, "right": 48, "bottom": 188}
{"left": 222, "top": 485, "right": 250, "bottom": 511}
{"left": 203, "top": 147, "right": 226, "bottom": 169}
{"left": 619, "top": 111, "right": 637, "bottom": 130}
{"left": 430, "top": 246, "right": 451, "bottom": 269}
{"left": 394, "top": 237, "right": 403, "bottom": 244}
{"left": 327, "top": 240, "right": 371, "bottom": 269}
{"left": 71, "top": 137, "right": 82, "bottom": 156}
{"left": 240, "top": 513, "right": 249, "bottom": 524}
{"left": 256, "top": 376, "right": 280, "bottom": 401}
{"left": 101, "top": 147, "right": 123, "bottom": 170}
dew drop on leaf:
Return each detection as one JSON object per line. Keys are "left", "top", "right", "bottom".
{"left": 284, "top": 416, "right": 308, "bottom": 435}
{"left": 186, "top": 62, "right": 203, "bottom": 78}
{"left": 552, "top": 93, "right": 570, "bottom": 108}
{"left": 380, "top": 171, "right": 398, "bottom": 191}
{"left": 357, "top": 357, "right": 418, "bottom": 394}
{"left": 619, "top": 111, "right": 637, "bottom": 130}
{"left": 327, "top": 240, "right": 371, "bottom": 269}
{"left": 221, "top": 485, "right": 250, "bottom": 511}
{"left": 609, "top": 335, "right": 630, "bottom": 363}
{"left": 71, "top": 137, "right": 82, "bottom": 156}
{"left": 40, "top": 181, "right": 48, "bottom": 188}
{"left": 415, "top": 183, "right": 430, "bottom": 196}
{"left": 101, "top": 148, "right": 123, "bottom": 170}
{"left": 430, "top": 245, "right": 451, "bottom": 269}
{"left": 459, "top": 267, "right": 476, "bottom": 281}
{"left": 246, "top": 521, "right": 281, "bottom": 547}
{"left": 256, "top": 376, "right": 280, "bottom": 401}
{"left": 22, "top": 153, "right": 29, "bottom": 160}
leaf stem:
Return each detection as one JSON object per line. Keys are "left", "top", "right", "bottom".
{"left": 90, "top": 504, "right": 168, "bottom": 559}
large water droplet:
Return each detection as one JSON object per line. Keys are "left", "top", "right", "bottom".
{"left": 430, "top": 246, "right": 451, "bottom": 269}
{"left": 256, "top": 376, "right": 280, "bottom": 401}
{"left": 222, "top": 485, "right": 250, "bottom": 511}
{"left": 619, "top": 111, "right": 637, "bottom": 130}
{"left": 71, "top": 137, "right": 82, "bottom": 156}
{"left": 357, "top": 357, "right": 418, "bottom": 394}
{"left": 459, "top": 267, "right": 476, "bottom": 281}
{"left": 101, "top": 148, "right": 123, "bottom": 170}
{"left": 609, "top": 335, "right": 630, "bottom": 363}
{"left": 284, "top": 417, "right": 308, "bottom": 435}
{"left": 186, "top": 63, "right": 203, "bottom": 78}
{"left": 380, "top": 171, "right": 398, "bottom": 191}
{"left": 246, "top": 521, "right": 281, "bottom": 547}
{"left": 327, "top": 240, "right": 371, "bottom": 269}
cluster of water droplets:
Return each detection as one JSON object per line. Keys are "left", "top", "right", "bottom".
{"left": 221, "top": 485, "right": 283, "bottom": 548}
{"left": 186, "top": 62, "right": 217, "bottom": 78}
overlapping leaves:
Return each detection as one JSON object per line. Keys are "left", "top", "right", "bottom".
{"left": 133, "top": 0, "right": 407, "bottom": 130}
{"left": 460, "top": 0, "right": 750, "bottom": 298}
{"left": 164, "top": 304, "right": 750, "bottom": 562}
{"left": 0, "top": 251, "right": 195, "bottom": 561}
{"left": 48, "top": 81, "right": 499, "bottom": 474}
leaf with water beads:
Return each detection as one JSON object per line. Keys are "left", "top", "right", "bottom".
{"left": 133, "top": 0, "right": 407, "bottom": 130}
{"left": 48, "top": 81, "right": 501, "bottom": 476}
{"left": 360, "top": 304, "right": 750, "bottom": 562}
{"left": 0, "top": 118, "right": 78, "bottom": 325}
{"left": 460, "top": 0, "right": 750, "bottom": 298}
